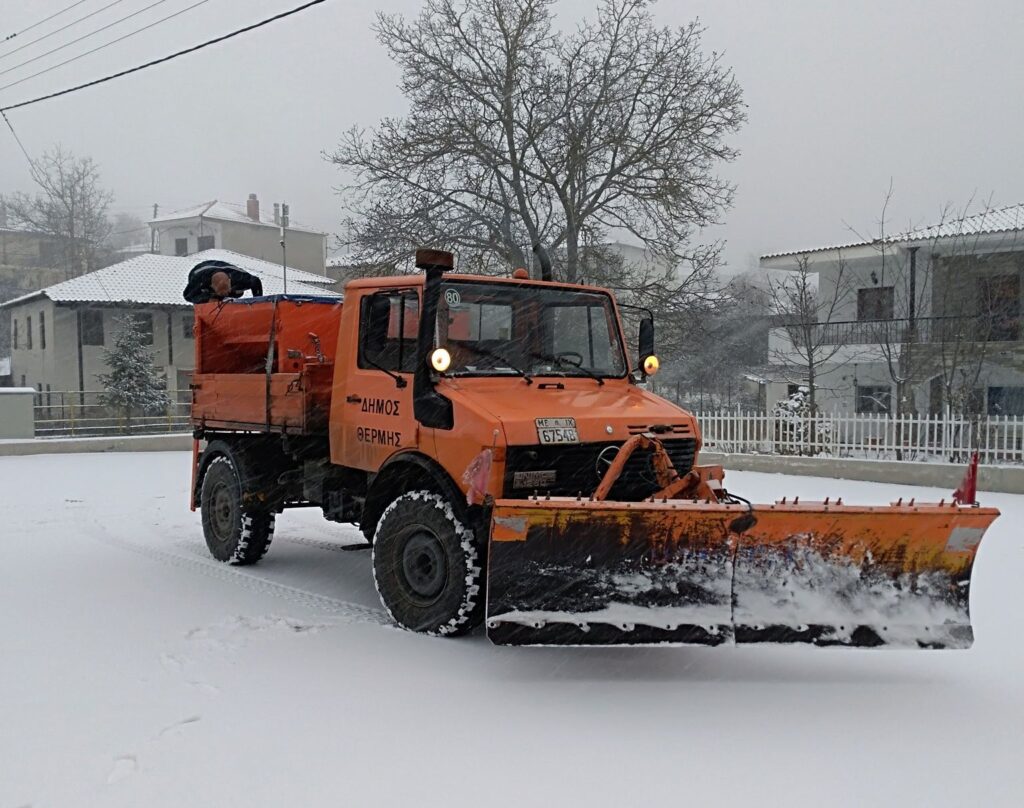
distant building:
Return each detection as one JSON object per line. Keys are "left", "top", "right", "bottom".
{"left": 1, "top": 249, "right": 338, "bottom": 401}
{"left": 762, "top": 203, "right": 1024, "bottom": 415}
{"left": 149, "top": 195, "right": 327, "bottom": 275}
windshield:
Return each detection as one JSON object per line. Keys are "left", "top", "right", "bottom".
{"left": 436, "top": 281, "right": 627, "bottom": 378}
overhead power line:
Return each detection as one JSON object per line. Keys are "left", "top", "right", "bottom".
{"left": 0, "top": 0, "right": 328, "bottom": 113}
{"left": 1, "top": 0, "right": 92, "bottom": 44}
{"left": 0, "top": 0, "right": 133, "bottom": 63}
{"left": 1, "top": 0, "right": 184, "bottom": 83}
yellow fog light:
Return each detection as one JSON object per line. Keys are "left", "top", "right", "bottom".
{"left": 431, "top": 347, "right": 452, "bottom": 372}
{"left": 643, "top": 355, "right": 660, "bottom": 375}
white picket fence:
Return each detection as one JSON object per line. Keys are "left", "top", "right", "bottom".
{"left": 695, "top": 410, "right": 1024, "bottom": 464}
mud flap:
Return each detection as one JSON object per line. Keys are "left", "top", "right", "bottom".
{"left": 485, "top": 498, "right": 998, "bottom": 649}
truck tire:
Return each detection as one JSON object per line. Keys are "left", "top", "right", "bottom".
{"left": 200, "top": 455, "right": 275, "bottom": 565}
{"left": 371, "top": 491, "right": 484, "bottom": 636}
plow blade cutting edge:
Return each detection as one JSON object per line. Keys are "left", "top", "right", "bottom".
{"left": 485, "top": 497, "right": 998, "bottom": 648}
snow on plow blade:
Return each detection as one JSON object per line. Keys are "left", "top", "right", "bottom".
{"left": 485, "top": 498, "right": 998, "bottom": 648}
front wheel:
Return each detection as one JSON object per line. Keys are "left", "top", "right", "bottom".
{"left": 200, "top": 455, "right": 275, "bottom": 565}
{"left": 371, "top": 491, "right": 485, "bottom": 636}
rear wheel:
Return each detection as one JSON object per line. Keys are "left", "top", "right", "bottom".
{"left": 200, "top": 455, "right": 275, "bottom": 565}
{"left": 371, "top": 491, "right": 484, "bottom": 636}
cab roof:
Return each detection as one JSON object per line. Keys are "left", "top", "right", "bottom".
{"left": 343, "top": 272, "right": 613, "bottom": 296}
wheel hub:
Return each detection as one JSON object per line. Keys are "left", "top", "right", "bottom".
{"left": 211, "top": 483, "right": 234, "bottom": 538}
{"left": 401, "top": 531, "right": 447, "bottom": 599}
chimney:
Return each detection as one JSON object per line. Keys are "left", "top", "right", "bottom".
{"left": 273, "top": 203, "right": 280, "bottom": 226}
{"left": 246, "top": 193, "right": 260, "bottom": 222}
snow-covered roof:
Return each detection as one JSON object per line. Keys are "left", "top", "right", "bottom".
{"left": 149, "top": 200, "right": 324, "bottom": 236}
{"left": 900, "top": 202, "right": 1024, "bottom": 244}
{"left": 761, "top": 202, "right": 1024, "bottom": 260}
{"left": 0, "top": 249, "right": 338, "bottom": 310}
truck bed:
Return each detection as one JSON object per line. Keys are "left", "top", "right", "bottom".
{"left": 190, "top": 295, "right": 343, "bottom": 434}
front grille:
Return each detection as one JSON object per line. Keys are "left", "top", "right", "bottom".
{"left": 504, "top": 438, "right": 698, "bottom": 501}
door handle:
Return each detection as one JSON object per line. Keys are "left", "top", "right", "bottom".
{"left": 346, "top": 394, "right": 362, "bottom": 404}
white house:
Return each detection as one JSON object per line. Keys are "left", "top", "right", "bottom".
{"left": 2, "top": 249, "right": 338, "bottom": 405}
{"left": 762, "top": 203, "right": 1024, "bottom": 415}
{"left": 149, "top": 195, "right": 327, "bottom": 275}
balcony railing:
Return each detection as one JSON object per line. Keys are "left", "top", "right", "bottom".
{"left": 777, "top": 315, "right": 1021, "bottom": 346}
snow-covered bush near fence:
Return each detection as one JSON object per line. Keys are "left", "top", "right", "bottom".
{"left": 772, "top": 386, "right": 833, "bottom": 455}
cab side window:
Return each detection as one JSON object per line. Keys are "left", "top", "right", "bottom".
{"left": 359, "top": 291, "right": 419, "bottom": 373}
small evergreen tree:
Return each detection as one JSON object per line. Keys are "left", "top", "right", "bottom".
{"left": 98, "top": 314, "right": 170, "bottom": 430}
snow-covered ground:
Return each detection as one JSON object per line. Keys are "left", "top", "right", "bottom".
{"left": 2, "top": 452, "right": 1022, "bottom": 807}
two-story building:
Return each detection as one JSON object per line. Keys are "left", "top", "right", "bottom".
{"left": 149, "top": 195, "right": 327, "bottom": 275}
{"left": 1, "top": 249, "right": 338, "bottom": 406}
{"left": 763, "top": 203, "right": 1024, "bottom": 415}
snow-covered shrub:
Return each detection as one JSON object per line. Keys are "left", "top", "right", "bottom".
{"left": 97, "top": 314, "right": 171, "bottom": 428}
{"left": 772, "top": 386, "right": 833, "bottom": 455}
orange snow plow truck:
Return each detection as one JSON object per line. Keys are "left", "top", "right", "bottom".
{"left": 186, "top": 250, "right": 997, "bottom": 648}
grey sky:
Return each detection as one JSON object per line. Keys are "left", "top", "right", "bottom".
{"left": 1, "top": 0, "right": 1022, "bottom": 271}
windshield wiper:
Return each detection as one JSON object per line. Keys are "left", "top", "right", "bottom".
{"left": 458, "top": 344, "right": 533, "bottom": 385}
{"left": 530, "top": 352, "right": 604, "bottom": 386}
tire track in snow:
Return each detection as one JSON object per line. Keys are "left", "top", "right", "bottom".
{"left": 81, "top": 517, "right": 391, "bottom": 628}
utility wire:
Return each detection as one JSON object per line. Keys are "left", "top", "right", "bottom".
{"left": 1, "top": 0, "right": 92, "bottom": 44}
{"left": 0, "top": 0, "right": 132, "bottom": 63}
{"left": 0, "top": 0, "right": 180, "bottom": 81}
{"left": 0, "top": 0, "right": 328, "bottom": 112}
{"left": 1, "top": 109, "right": 35, "bottom": 169}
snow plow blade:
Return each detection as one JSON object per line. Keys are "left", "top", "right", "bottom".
{"left": 485, "top": 497, "right": 998, "bottom": 648}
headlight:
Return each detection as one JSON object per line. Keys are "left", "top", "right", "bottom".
{"left": 431, "top": 347, "right": 452, "bottom": 372}
{"left": 643, "top": 355, "right": 660, "bottom": 375}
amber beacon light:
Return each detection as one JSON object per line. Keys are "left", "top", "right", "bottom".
{"left": 643, "top": 355, "right": 660, "bottom": 375}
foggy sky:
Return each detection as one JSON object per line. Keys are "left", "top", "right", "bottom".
{"left": 1, "top": 0, "right": 1022, "bottom": 273}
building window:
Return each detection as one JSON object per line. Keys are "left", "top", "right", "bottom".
{"left": 856, "top": 385, "right": 892, "bottom": 414}
{"left": 197, "top": 234, "right": 215, "bottom": 251}
{"left": 20, "top": 375, "right": 25, "bottom": 387}
{"left": 12, "top": 318, "right": 17, "bottom": 350}
{"left": 40, "top": 311, "right": 46, "bottom": 350}
{"left": 182, "top": 315, "right": 194, "bottom": 340}
{"left": 27, "top": 315, "right": 32, "bottom": 350}
{"left": 857, "top": 287, "right": 894, "bottom": 321}
{"left": 987, "top": 386, "right": 1024, "bottom": 416}
{"left": 81, "top": 309, "right": 104, "bottom": 346}
{"left": 134, "top": 313, "right": 154, "bottom": 346}
{"left": 175, "top": 238, "right": 188, "bottom": 256}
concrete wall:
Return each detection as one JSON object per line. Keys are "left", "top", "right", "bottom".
{"left": 0, "top": 387, "right": 35, "bottom": 438}
{"left": 701, "top": 451, "right": 1024, "bottom": 495}
{"left": 0, "top": 433, "right": 191, "bottom": 456}
{"left": 220, "top": 221, "right": 325, "bottom": 275}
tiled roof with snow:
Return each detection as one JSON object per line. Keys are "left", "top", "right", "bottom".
{"left": 899, "top": 202, "right": 1024, "bottom": 243}
{"left": 149, "top": 201, "right": 324, "bottom": 235}
{"left": 761, "top": 202, "right": 1024, "bottom": 260}
{"left": 0, "top": 250, "right": 338, "bottom": 310}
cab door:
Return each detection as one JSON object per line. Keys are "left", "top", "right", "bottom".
{"left": 335, "top": 289, "right": 420, "bottom": 471}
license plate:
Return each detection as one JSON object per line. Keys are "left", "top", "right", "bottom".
{"left": 536, "top": 418, "right": 578, "bottom": 444}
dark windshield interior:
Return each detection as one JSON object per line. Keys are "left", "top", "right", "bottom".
{"left": 437, "top": 282, "right": 626, "bottom": 378}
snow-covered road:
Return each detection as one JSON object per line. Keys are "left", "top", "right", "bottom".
{"left": 2, "top": 452, "right": 1022, "bottom": 807}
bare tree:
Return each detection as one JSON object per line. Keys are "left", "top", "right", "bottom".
{"left": 328, "top": 0, "right": 744, "bottom": 289}
{"left": 5, "top": 145, "right": 113, "bottom": 279}
{"left": 766, "top": 254, "right": 859, "bottom": 415}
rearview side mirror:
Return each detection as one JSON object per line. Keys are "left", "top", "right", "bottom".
{"left": 638, "top": 318, "right": 655, "bottom": 366}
